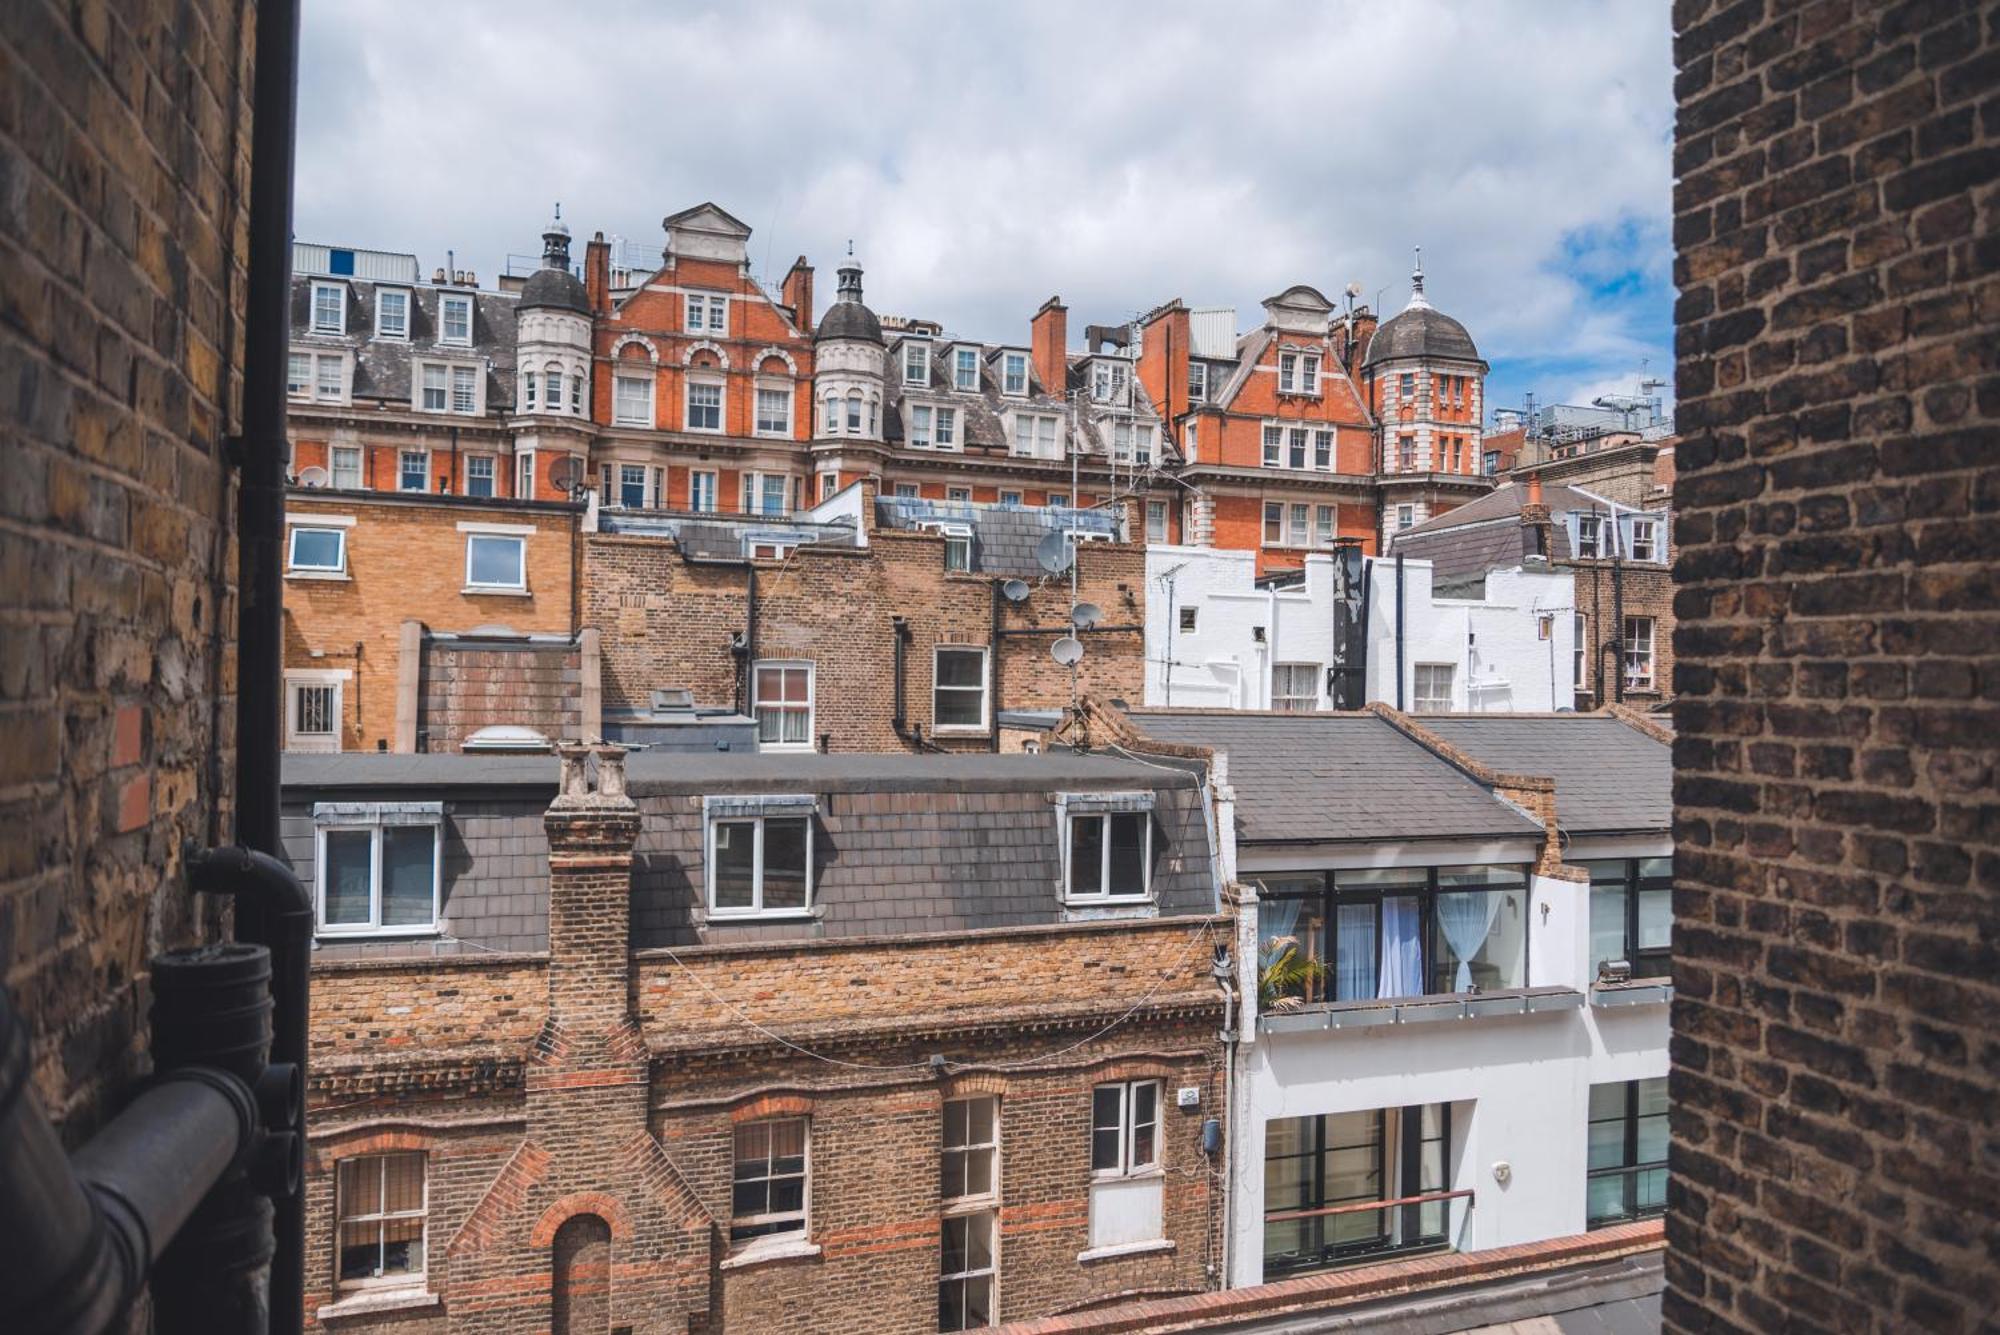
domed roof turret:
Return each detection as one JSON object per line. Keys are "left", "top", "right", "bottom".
{"left": 517, "top": 209, "right": 590, "bottom": 315}
{"left": 815, "top": 252, "right": 882, "bottom": 344}
{"left": 1363, "top": 249, "right": 1482, "bottom": 368}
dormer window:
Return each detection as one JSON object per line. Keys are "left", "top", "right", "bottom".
{"left": 903, "top": 342, "right": 930, "bottom": 387}
{"left": 375, "top": 288, "right": 409, "bottom": 339}
{"left": 953, "top": 347, "right": 980, "bottom": 392}
{"left": 311, "top": 282, "right": 345, "bottom": 335}
{"left": 1187, "top": 362, "right": 1208, "bottom": 403}
{"left": 439, "top": 294, "right": 472, "bottom": 346}
{"left": 1091, "top": 361, "right": 1127, "bottom": 404}
{"left": 1002, "top": 352, "right": 1028, "bottom": 396}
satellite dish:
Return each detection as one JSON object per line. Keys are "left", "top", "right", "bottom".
{"left": 1071, "top": 602, "right": 1103, "bottom": 629}
{"left": 1050, "top": 636, "right": 1085, "bottom": 667}
{"left": 297, "top": 465, "right": 330, "bottom": 489}
{"left": 548, "top": 455, "right": 584, "bottom": 496}
{"left": 1035, "top": 531, "right": 1075, "bottom": 575}
{"left": 1001, "top": 579, "right": 1031, "bottom": 603}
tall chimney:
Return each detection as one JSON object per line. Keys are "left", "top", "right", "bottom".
{"left": 585, "top": 231, "right": 612, "bottom": 314}
{"left": 1031, "top": 296, "right": 1068, "bottom": 398}
{"left": 542, "top": 743, "right": 640, "bottom": 1038}
{"left": 1520, "top": 473, "right": 1553, "bottom": 562}
{"left": 783, "top": 256, "right": 815, "bottom": 333}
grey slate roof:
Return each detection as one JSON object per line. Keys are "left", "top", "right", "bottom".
{"left": 1123, "top": 711, "right": 1542, "bottom": 845}
{"left": 516, "top": 265, "right": 589, "bottom": 314}
{"left": 282, "top": 749, "right": 1185, "bottom": 797}
{"left": 1402, "top": 481, "right": 1602, "bottom": 536}
{"left": 875, "top": 496, "right": 1121, "bottom": 578}
{"left": 1393, "top": 521, "right": 1568, "bottom": 595}
{"left": 289, "top": 276, "right": 519, "bottom": 410}
{"left": 597, "top": 510, "right": 863, "bottom": 559}
{"left": 882, "top": 336, "right": 1068, "bottom": 454}
{"left": 1363, "top": 302, "right": 1483, "bottom": 367}
{"left": 1418, "top": 716, "right": 1671, "bottom": 835}
{"left": 816, "top": 297, "right": 882, "bottom": 343}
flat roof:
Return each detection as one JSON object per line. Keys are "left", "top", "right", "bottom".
{"left": 1123, "top": 710, "right": 1541, "bottom": 845}
{"left": 282, "top": 750, "right": 1194, "bottom": 797}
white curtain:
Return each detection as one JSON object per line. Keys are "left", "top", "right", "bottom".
{"left": 1378, "top": 896, "right": 1422, "bottom": 999}
{"left": 1436, "top": 892, "right": 1501, "bottom": 992}
{"left": 1335, "top": 904, "right": 1375, "bottom": 1000}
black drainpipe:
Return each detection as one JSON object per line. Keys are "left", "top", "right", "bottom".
{"left": 891, "top": 615, "right": 910, "bottom": 739}
{"left": 1394, "top": 551, "right": 1406, "bottom": 711}
{"left": 739, "top": 567, "right": 759, "bottom": 715}
{"left": 231, "top": 2, "right": 304, "bottom": 1330}
{"left": 1611, "top": 552, "right": 1626, "bottom": 705}
{"left": 988, "top": 582, "right": 1003, "bottom": 752}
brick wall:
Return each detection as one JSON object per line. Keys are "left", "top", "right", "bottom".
{"left": 0, "top": 0, "right": 253, "bottom": 1134}
{"left": 421, "top": 640, "right": 582, "bottom": 751}
{"left": 283, "top": 491, "right": 582, "bottom": 752}
{"left": 1571, "top": 561, "right": 1676, "bottom": 709}
{"left": 1669, "top": 2, "right": 1999, "bottom": 1330}
{"left": 585, "top": 529, "right": 1147, "bottom": 751}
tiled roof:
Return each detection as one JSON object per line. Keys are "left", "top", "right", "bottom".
{"left": 1392, "top": 520, "right": 1567, "bottom": 595}
{"left": 1418, "top": 715, "right": 1671, "bottom": 835}
{"left": 1401, "top": 481, "right": 1602, "bottom": 535}
{"left": 1122, "top": 710, "right": 1542, "bottom": 845}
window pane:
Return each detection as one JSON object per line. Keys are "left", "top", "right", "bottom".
{"left": 1070, "top": 815, "right": 1104, "bottom": 897}
{"left": 338, "top": 1221, "right": 380, "bottom": 1281}
{"left": 291, "top": 528, "right": 343, "bottom": 569}
{"left": 381, "top": 827, "right": 434, "bottom": 927}
{"left": 936, "top": 650, "right": 983, "bottom": 688}
{"left": 1588, "top": 1118, "right": 1627, "bottom": 1170}
{"left": 1130, "top": 1082, "right": 1158, "bottom": 1166}
{"left": 323, "top": 830, "right": 373, "bottom": 925}
{"left": 1091, "top": 1085, "right": 1122, "bottom": 1171}
{"left": 1638, "top": 887, "right": 1672, "bottom": 949}
{"left": 467, "top": 535, "right": 523, "bottom": 587}
{"left": 713, "top": 821, "right": 756, "bottom": 909}
{"left": 1587, "top": 1174, "right": 1628, "bottom": 1223}
{"left": 338, "top": 1157, "right": 382, "bottom": 1216}
{"left": 966, "top": 1096, "right": 995, "bottom": 1146}
{"left": 762, "top": 818, "right": 809, "bottom": 909}
{"left": 1106, "top": 812, "right": 1147, "bottom": 897}
{"left": 1433, "top": 888, "right": 1526, "bottom": 992}
{"left": 1590, "top": 884, "right": 1628, "bottom": 967}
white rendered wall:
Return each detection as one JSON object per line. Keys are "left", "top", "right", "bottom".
{"left": 1145, "top": 547, "right": 1575, "bottom": 713}
{"left": 1225, "top": 852, "right": 1670, "bottom": 1287}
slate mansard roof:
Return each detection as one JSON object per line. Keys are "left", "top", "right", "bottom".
{"left": 1123, "top": 710, "right": 1544, "bottom": 846}
{"left": 288, "top": 274, "right": 520, "bottom": 410}
{"left": 1417, "top": 716, "right": 1671, "bottom": 837}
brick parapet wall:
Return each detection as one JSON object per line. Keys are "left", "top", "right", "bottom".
{"left": 1, "top": 0, "right": 253, "bottom": 1134}
{"left": 1670, "top": 2, "right": 1998, "bottom": 1331}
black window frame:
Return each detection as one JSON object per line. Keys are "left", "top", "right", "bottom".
{"left": 1261, "top": 1104, "right": 1451, "bottom": 1278}
{"left": 1586, "top": 1077, "right": 1667, "bottom": 1228}
{"left": 1585, "top": 858, "right": 1672, "bottom": 980}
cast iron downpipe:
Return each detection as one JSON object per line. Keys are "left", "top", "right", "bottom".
{"left": 1394, "top": 551, "right": 1406, "bottom": 711}
{"left": 1611, "top": 553, "right": 1626, "bottom": 705}
{"left": 231, "top": 0, "right": 305, "bottom": 1329}
{"left": 989, "top": 582, "right": 1003, "bottom": 752}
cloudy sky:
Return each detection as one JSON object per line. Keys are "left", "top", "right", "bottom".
{"left": 297, "top": 1, "right": 1673, "bottom": 419}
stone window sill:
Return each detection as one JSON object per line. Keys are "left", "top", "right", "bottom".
{"left": 285, "top": 570, "right": 351, "bottom": 582}
{"left": 462, "top": 586, "right": 531, "bottom": 597}
{"left": 316, "top": 1288, "right": 439, "bottom": 1321}
{"left": 720, "top": 1235, "right": 821, "bottom": 1271}
{"left": 1077, "top": 1237, "right": 1175, "bottom": 1264}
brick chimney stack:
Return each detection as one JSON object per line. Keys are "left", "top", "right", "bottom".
{"left": 783, "top": 256, "right": 814, "bottom": 333}
{"left": 542, "top": 742, "right": 640, "bottom": 1035}
{"left": 585, "top": 231, "right": 612, "bottom": 315}
{"left": 1519, "top": 473, "right": 1553, "bottom": 561}
{"left": 1031, "top": 296, "right": 1068, "bottom": 398}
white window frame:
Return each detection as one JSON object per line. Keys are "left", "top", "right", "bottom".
{"left": 334, "top": 1152, "right": 427, "bottom": 1293}
{"left": 730, "top": 1117, "right": 809, "bottom": 1242}
{"left": 1576, "top": 514, "right": 1603, "bottom": 559}
{"left": 613, "top": 371, "right": 655, "bottom": 427}
{"left": 933, "top": 645, "right": 989, "bottom": 733}
{"left": 329, "top": 445, "right": 361, "bottom": 491}
{"left": 398, "top": 450, "right": 429, "bottom": 492}
{"left": 1064, "top": 810, "right": 1152, "bottom": 904}
{"left": 909, "top": 404, "right": 934, "bottom": 449}
{"left": 1001, "top": 351, "right": 1029, "bottom": 396}
{"left": 1397, "top": 504, "right": 1416, "bottom": 531}
{"left": 755, "top": 383, "right": 793, "bottom": 437}
{"left": 464, "top": 454, "right": 495, "bottom": 498}
{"left": 449, "top": 365, "right": 477, "bottom": 415}
{"left": 1314, "top": 429, "right": 1334, "bottom": 470}
{"left": 1575, "top": 613, "right": 1590, "bottom": 693}
{"left": 285, "top": 522, "right": 349, "bottom": 575}
{"left": 458, "top": 524, "right": 531, "bottom": 593}
{"left": 313, "top": 818, "right": 441, "bottom": 937}
{"left": 922, "top": 521, "right": 974, "bottom": 573}
{"left": 752, "top": 660, "right": 815, "bottom": 752}
{"left": 689, "top": 469, "right": 718, "bottom": 513}
{"left": 934, "top": 405, "right": 958, "bottom": 450}
{"left": 374, "top": 288, "right": 409, "bottom": 340}
{"left": 1090, "top": 1080, "right": 1162, "bottom": 1177}
{"left": 1624, "top": 616, "right": 1656, "bottom": 691}
{"left": 685, "top": 292, "right": 728, "bottom": 334}
{"left": 741, "top": 472, "right": 789, "bottom": 518}
{"left": 939, "top": 1210, "right": 998, "bottom": 1332}
{"left": 514, "top": 450, "right": 536, "bottom": 500}
{"left": 1187, "top": 361, "right": 1207, "bottom": 403}
{"left": 1630, "top": 517, "right": 1659, "bottom": 563}
{"left": 1273, "top": 662, "right": 1319, "bottom": 712}
{"left": 284, "top": 671, "right": 346, "bottom": 753}
{"left": 438, "top": 293, "right": 472, "bottom": 347}
{"left": 310, "top": 281, "right": 345, "bottom": 335}
{"left": 1279, "top": 350, "right": 1299, "bottom": 394}
{"left": 287, "top": 352, "right": 310, "bottom": 397}
{"left": 953, "top": 346, "right": 981, "bottom": 392}
{"left": 706, "top": 812, "right": 814, "bottom": 918}
{"left": 1262, "top": 424, "right": 1282, "bottom": 469}
{"left": 685, "top": 377, "right": 724, "bottom": 433}
{"left": 999, "top": 490, "right": 1023, "bottom": 507}
{"left": 903, "top": 340, "right": 931, "bottom": 387}
{"left": 617, "top": 463, "right": 649, "bottom": 510}
{"left": 1146, "top": 500, "right": 1168, "bottom": 543}
{"left": 1414, "top": 663, "right": 1455, "bottom": 713}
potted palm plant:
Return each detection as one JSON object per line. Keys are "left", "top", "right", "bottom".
{"left": 1259, "top": 936, "right": 1328, "bottom": 1011}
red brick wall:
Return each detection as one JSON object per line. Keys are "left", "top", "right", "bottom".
{"left": 1669, "top": 2, "right": 1999, "bottom": 1330}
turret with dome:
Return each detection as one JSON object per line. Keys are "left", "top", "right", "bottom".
{"left": 811, "top": 247, "right": 886, "bottom": 446}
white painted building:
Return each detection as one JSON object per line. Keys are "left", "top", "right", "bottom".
{"left": 1117, "top": 709, "right": 1671, "bottom": 1288}
{"left": 1145, "top": 546, "right": 1577, "bottom": 714}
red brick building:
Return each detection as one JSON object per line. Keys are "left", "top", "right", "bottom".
{"left": 290, "top": 746, "right": 1227, "bottom": 1332}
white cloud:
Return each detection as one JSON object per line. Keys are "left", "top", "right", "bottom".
{"left": 296, "top": 0, "right": 1671, "bottom": 408}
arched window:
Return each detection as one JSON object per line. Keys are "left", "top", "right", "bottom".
{"left": 551, "top": 1213, "right": 611, "bottom": 1335}
{"left": 846, "top": 391, "right": 862, "bottom": 433}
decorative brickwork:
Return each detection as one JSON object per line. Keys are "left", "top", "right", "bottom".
{"left": 1669, "top": 2, "right": 1999, "bottom": 1330}
{"left": 0, "top": 0, "right": 251, "bottom": 1134}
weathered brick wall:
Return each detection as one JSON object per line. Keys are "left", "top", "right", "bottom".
{"left": 1, "top": 0, "right": 252, "bottom": 1134}
{"left": 283, "top": 491, "right": 581, "bottom": 752}
{"left": 1572, "top": 562, "right": 1677, "bottom": 708}
{"left": 421, "top": 640, "right": 582, "bottom": 751}
{"left": 585, "top": 528, "right": 1147, "bottom": 751}
{"left": 1669, "top": 2, "right": 1999, "bottom": 1330}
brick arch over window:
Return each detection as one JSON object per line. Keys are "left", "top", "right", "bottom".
{"left": 756, "top": 346, "right": 798, "bottom": 376}
{"left": 304, "top": 1126, "right": 440, "bottom": 1176}
{"left": 609, "top": 333, "right": 658, "bottom": 363}
{"left": 551, "top": 1212, "right": 613, "bottom": 1335}
{"left": 942, "top": 1073, "right": 1010, "bottom": 1100}
{"left": 1090, "top": 1058, "right": 1179, "bottom": 1085}
{"left": 530, "top": 1191, "right": 634, "bottom": 1248}
{"left": 729, "top": 1092, "right": 814, "bottom": 1123}
{"left": 682, "top": 340, "right": 729, "bottom": 369}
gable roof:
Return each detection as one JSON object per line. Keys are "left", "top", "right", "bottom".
{"left": 660, "top": 201, "right": 752, "bottom": 237}
{"left": 1122, "top": 710, "right": 1542, "bottom": 845}
{"left": 1417, "top": 716, "right": 1670, "bottom": 835}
